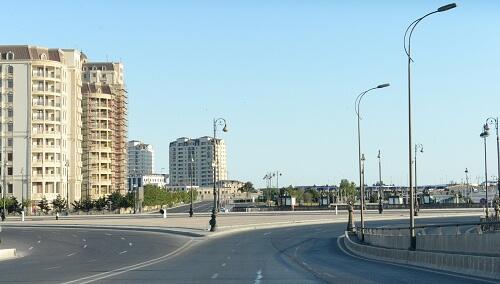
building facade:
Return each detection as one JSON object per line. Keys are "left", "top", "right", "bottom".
{"left": 0, "top": 45, "right": 85, "bottom": 208}
{"left": 127, "top": 140, "right": 154, "bottom": 176}
{"left": 82, "top": 62, "right": 127, "bottom": 199}
{"left": 128, "top": 174, "right": 168, "bottom": 190}
{"left": 169, "top": 136, "right": 227, "bottom": 187}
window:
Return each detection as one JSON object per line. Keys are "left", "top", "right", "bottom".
{"left": 7, "top": 184, "right": 12, "bottom": 194}
{"left": 7, "top": 108, "right": 12, "bottom": 118}
{"left": 7, "top": 65, "right": 13, "bottom": 74}
{"left": 7, "top": 138, "right": 12, "bottom": 147}
{"left": 7, "top": 167, "right": 12, "bottom": 176}
{"left": 7, "top": 153, "right": 12, "bottom": 161}
{"left": 92, "top": 73, "right": 96, "bottom": 78}
{"left": 83, "top": 74, "right": 87, "bottom": 79}
{"left": 8, "top": 93, "right": 13, "bottom": 103}
{"left": 7, "top": 79, "right": 13, "bottom": 88}
{"left": 6, "top": 52, "right": 14, "bottom": 60}
{"left": 7, "top": 123, "right": 13, "bottom": 132}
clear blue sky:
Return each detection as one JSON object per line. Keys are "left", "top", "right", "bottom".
{"left": 4, "top": 1, "right": 500, "bottom": 188}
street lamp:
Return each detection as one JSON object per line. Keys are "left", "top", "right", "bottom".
{"left": 480, "top": 124, "right": 489, "bottom": 217}
{"left": 414, "top": 144, "right": 423, "bottom": 216}
{"left": 66, "top": 161, "right": 70, "bottom": 215}
{"left": 377, "top": 150, "right": 383, "bottom": 214}
{"left": 465, "top": 168, "right": 470, "bottom": 201}
{"left": 355, "top": 83, "right": 390, "bottom": 238}
{"left": 209, "top": 118, "right": 228, "bottom": 232}
{"left": 189, "top": 151, "right": 194, "bottom": 217}
{"left": 403, "top": 2, "right": 456, "bottom": 250}
{"left": 485, "top": 118, "right": 500, "bottom": 199}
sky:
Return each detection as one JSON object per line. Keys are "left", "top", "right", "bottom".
{"left": 3, "top": 1, "right": 500, "bottom": 188}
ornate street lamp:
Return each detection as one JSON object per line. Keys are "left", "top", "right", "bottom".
{"left": 480, "top": 124, "right": 489, "bottom": 217}
{"left": 209, "top": 118, "right": 228, "bottom": 232}
{"left": 485, "top": 118, "right": 500, "bottom": 199}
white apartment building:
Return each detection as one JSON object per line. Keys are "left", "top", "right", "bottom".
{"left": 0, "top": 45, "right": 85, "bottom": 209}
{"left": 127, "top": 140, "right": 154, "bottom": 176}
{"left": 169, "top": 136, "right": 227, "bottom": 187}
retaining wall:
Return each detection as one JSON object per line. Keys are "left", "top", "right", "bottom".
{"left": 344, "top": 232, "right": 500, "bottom": 280}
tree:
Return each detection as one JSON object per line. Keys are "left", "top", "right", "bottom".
{"left": 238, "top": 182, "right": 256, "bottom": 193}
{"left": 82, "top": 199, "right": 94, "bottom": 212}
{"left": 339, "top": 179, "right": 358, "bottom": 203}
{"left": 37, "top": 197, "right": 50, "bottom": 214}
{"left": 94, "top": 197, "right": 107, "bottom": 211}
{"left": 6, "top": 197, "right": 20, "bottom": 213}
{"left": 52, "top": 195, "right": 67, "bottom": 213}
{"left": 108, "top": 192, "right": 123, "bottom": 210}
{"left": 71, "top": 200, "right": 83, "bottom": 211}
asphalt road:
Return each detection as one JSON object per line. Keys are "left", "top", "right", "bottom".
{"left": 166, "top": 200, "right": 214, "bottom": 214}
{"left": 0, "top": 227, "right": 190, "bottom": 283}
{"left": 0, "top": 216, "right": 495, "bottom": 284}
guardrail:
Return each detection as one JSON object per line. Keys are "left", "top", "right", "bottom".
{"left": 356, "top": 219, "right": 500, "bottom": 255}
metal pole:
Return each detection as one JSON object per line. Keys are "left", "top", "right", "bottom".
{"left": 66, "top": 161, "right": 69, "bottom": 214}
{"left": 465, "top": 168, "right": 469, "bottom": 200}
{"left": 378, "top": 150, "right": 382, "bottom": 199}
{"left": 21, "top": 168, "right": 24, "bottom": 212}
{"left": 496, "top": 119, "right": 500, "bottom": 198}
{"left": 189, "top": 150, "right": 194, "bottom": 217}
{"left": 484, "top": 135, "right": 489, "bottom": 217}
{"left": 210, "top": 119, "right": 218, "bottom": 231}
{"left": 357, "top": 108, "right": 365, "bottom": 237}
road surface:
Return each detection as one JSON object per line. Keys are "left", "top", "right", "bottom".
{"left": 0, "top": 216, "right": 494, "bottom": 283}
{"left": 166, "top": 200, "right": 214, "bottom": 214}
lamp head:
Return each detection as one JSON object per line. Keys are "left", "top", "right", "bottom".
{"left": 222, "top": 125, "right": 228, "bottom": 132}
{"left": 361, "top": 154, "right": 366, "bottom": 161}
{"left": 377, "top": 83, "right": 390, "bottom": 89}
{"left": 465, "top": 168, "right": 468, "bottom": 174}
{"left": 484, "top": 123, "right": 490, "bottom": 132}
{"left": 437, "top": 3, "right": 457, "bottom": 12}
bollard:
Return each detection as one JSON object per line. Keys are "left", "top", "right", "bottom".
{"left": 55, "top": 212, "right": 59, "bottom": 220}
{"left": 21, "top": 211, "right": 25, "bottom": 222}
{"left": 163, "top": 209, "right": 167, "bottom": 219}
{"left": 335, "top": 205, "right": 338, "bottom": 215}
{"left": 346, "top": 202, "right": 354, "bottom": 232}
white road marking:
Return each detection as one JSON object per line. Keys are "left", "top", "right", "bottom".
{"left": 119, "top": 250, "right": 127, "bottom": 255}
{"left": 254, "top": 269, "right": 263, "bottom": 284}
{"left": 67, "top": 252, "right": 77, "bottom": 257}
{"left": 121, "top": 237, "right": 126, "bottom": 240}
{"left": 82, "top": 238, "right": 86, "bottom": 242}
{"left": 28, "top": 247, "right": 33, "bottom": 250}
{"left": 211, "top": 273, "right": 219, "bottom": 279}
{"left": 105, "top": 233, "right": 112, "bottom": 236}
{"left": 226, "top": 256, "right": 231, "bottom": 260}
{"left": 60, "top": 239, "right": 194, "bottom": 284}
{"left": 37, "top": 240, "right": 41, "bottom": 244}
{"left": 83, "top": 244, "right": 88, "bottom": 249}
{"left": 87, "top": 259, "right": 97, "bottom": 263}
{"left": 263, "top": 232, "right": 271, "bottom": 236}
{"left": 128, "top": 242, "right": 133, "bottom": 246}
{"left": 45, "top": 266, "right": 61, "bottom": 270}
{"left": 71, "top": 234, "right": 78, "bottom": 238}
{"left": 221, "top": 263, "right": 226, "bottom": 267}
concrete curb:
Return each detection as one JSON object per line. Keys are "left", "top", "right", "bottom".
{"left": 343, "top": 231, "right": 500, "bottom": 281}
{"left": 0, "top": 249, "right": 16, "bottom": 261}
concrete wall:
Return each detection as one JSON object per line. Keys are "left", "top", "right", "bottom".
{"left": 344, "top": 232, "right": 500, "bottom": 280}
{"left": 418, "top": 233, "right": 500, "bottom": 255}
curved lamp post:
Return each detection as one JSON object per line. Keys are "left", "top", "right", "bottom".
{"left": 485, "top": 118, "right": 500, "bottom": 199}
{"left": 403, "top": 2, "right": 456, "bottom": 250}
{"left": 209, "top": 118, "right": 228, "bottom": 232}
{"left": 480, "top": 124, "right": 489, "bottom": 217}
{"left": 355, "top": 83, "right": 390, "bottom": 240}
